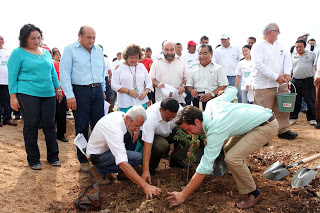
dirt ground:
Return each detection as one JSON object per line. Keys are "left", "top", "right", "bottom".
{"left": 1, "top": 113, "right": 320, "bottom": 213}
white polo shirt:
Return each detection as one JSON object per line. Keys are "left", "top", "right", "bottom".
{"left": 0, "top": 48, "right": 10, "bottom": 85}
{"left": 86, "top": 111, "right": 128, "bottom": 165}
{"left": 182, "top": 52, "right": 199, "bottom": 70}
{"left": 187, "top": 63, "right": 228, "bottom": 94}
{"left": 213, "top": 45, "right": 242, "bottom": 76}
{"left": 142, "top": 102, "right": 183, "bottom": 143}
{"left": 251, "top": 40, "right": 292, "bottom": 89}
{"left": 150, "top": 56, "right": 189, "bottom": 104}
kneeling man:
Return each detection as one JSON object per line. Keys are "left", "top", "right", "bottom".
{"left": 167, "top": 86, "right": 278, "bottom": 209}
{"left": 86, "top": 106, "right": 160, "bottom": 199}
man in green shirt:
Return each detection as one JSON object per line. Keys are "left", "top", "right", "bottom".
{"left": 166, "top": 86, "right": 278, "bottom": 209}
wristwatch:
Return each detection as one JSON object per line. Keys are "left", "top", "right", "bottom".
{"left": 211, "top": 92, "right": 216, "bottom": 98}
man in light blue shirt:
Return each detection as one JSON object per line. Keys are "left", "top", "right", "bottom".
{"left": 60, "top": 26, "right": 106, "bottom": 172}
{"left": 166, "top": 86, "right": 278, "bottom": 209}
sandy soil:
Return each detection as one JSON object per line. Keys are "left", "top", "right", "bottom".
{"left": 1, "top": 113, "right": 320, "bottom": 212}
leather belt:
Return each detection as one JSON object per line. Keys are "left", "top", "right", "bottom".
{"left": 78, "top": 83, "right": 101, "bottom": 87}
{"left": 260, "top": 114, "right": 275, "bottom": 126}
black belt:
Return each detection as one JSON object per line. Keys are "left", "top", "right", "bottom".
{"left": 75, "top": 83, "right": 101, "bottom": 87}
{"left": 260, "top": 114, "right": 275, "bottom": 126}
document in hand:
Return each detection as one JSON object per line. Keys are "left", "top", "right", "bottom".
{"left": 74, "top": 133, "right": 88, "bottom": 155}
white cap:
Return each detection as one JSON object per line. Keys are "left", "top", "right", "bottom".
{"left": 221, "top": 34, "right": 229, "bottom": 39}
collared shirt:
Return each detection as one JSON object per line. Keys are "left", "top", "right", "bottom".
{"left": 0, "top": 48, "right": 10, "bottom": 85}
{"left": 182, "top": 52, "right": 199, "bottom": 70}
{"left": 86, "top": 111, "right": 128, "bottom": 165}
{"left": 251, "top": 40, "right": 292, "bottom": 89}
{"left": 111, "top": 63, "right": 152, "bottom": 108}
{"left": 186, "top": 63, "right": 228, "bottom": 94}
{"left": 292, "top": 50, "right": 316, "bottom": 79}
{"left": 149, "top": 56, "right": 189, "bottom": 104}
{"left": 59, "top": 41, "right": 105, "bottom": 99}
{"left": 213, "top": 45, "right": 242, "bottom": 76}
{"left": 142, "top": 101, "right": 183, "bottom": 143}
{"left": 196, "top": 86, "right": 273, "bottom": 175}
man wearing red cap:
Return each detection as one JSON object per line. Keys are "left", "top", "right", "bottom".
{"left": 182, "top": 40, "right": 199, "bottom": 105}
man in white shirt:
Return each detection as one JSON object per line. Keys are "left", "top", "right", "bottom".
{"left": 289, "top": 40, "right": 316, "bottom": 126}
{"left": 0, "top": 35, "right": 17, "bottom": 127}
{"left": 182, "top": 40, "right": 199, "bottom": 105}
{"left": 199, "top": 35, "right": 209, "bottom": 45}
{"left": 150, "top": 41, "right": 189, "bottom": 105}
{"left": 86, "top": 106, "right": 161, "bottom": 199}
{"left": 314, "top": 56, "right": 320, "bottom": 128}
{"left": 175, "top": 43, "right": 183, "bottom": 57}
{"left": 252, "top": 23, "right": 298, "bottom": 140}
{"left": 112, "top": 52, "right": 123, "bottom": 68}
{"left": 187, "top": 44, "right": 228, "bottom": 110}
{"left": 140, "top": 98, "right": 188, "bottom": 182}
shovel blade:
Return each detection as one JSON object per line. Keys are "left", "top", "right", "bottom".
{"left": 211, "top": 149, "right": 227, "bottom": 176}
{"left": 263, "top": 161, "right": 290, "bottom": 181}
{"left": 291, "top": 168, "right": 318, "bottom": 188}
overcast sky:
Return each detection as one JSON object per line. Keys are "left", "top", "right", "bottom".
{"left": 2, "top": 0, "right": 319, "bottom": 60}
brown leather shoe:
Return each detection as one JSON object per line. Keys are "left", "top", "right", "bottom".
{"left": 3, "top": 120, "right": 17, "bottom": 126}
{"left": 237, "top": 193, "right": 262, "bottom": 209}
{"left": 0, "top": 121, "right": 3, "bottom": 127}
{"left": 90, "top": 167, "right": 111, "bottom": 185}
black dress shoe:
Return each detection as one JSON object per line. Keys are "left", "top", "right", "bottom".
{"left": 57, "top": 136, "right": 69, "bottom": 142}
{"left": 278, "top": 130, "right": 298, "bottom": 140}
{"left": 315, "top": 124, "right": 320, "bottom": 129}
{"left": 3, "top": 120, "right": 17, "bottom": 126}
{"left": 169, "top": 159, "right": 190, "bottom": 168}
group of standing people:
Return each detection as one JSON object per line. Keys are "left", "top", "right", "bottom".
{"left": 2, "top": 21, "right": 320, "bottom": 210}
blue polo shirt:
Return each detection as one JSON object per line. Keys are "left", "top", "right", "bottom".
{"left": 59, "top": 41, "right": 105, "bottom": 99}
{"left": 197, "top": 86, "right": 273, "bottom": 175}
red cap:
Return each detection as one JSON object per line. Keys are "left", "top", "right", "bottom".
{"left": 187, "top": 40, "right": 197, "bottom": 46}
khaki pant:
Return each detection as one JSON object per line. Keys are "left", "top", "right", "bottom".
{"left": 254, "top": 85, "right": 290, "bottom": 134}
{"left": 223, "top": 119, "right": 279, "bottom": 194}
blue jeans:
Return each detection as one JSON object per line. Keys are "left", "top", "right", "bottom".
{"left": 95, "top": 150, "right": 142, "bottom": 174}
{"left": 184, "top": 88, "right": 193, "bottom": 105}
{"left": 18, "top": 94, "right": 59, "bottom": 166}
{"left": 227, "top": 76, "right": 242, "bottom": 102}
{"left": 72, "top": 85, "right": 104, "bottom": 163}
{"left": 0, "top": 85, "right": 12, "bottom": 122}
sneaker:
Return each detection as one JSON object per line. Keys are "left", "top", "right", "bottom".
{"left": 278, "top": 130, "right": 298, "bottom": 140}
{"left": 309, "top": 120, "right": 317, "bottom": 125}
{"left": 80, "top": 162, "right": 91, "bottom": 172}
{"left": 289, "top": 119, "right": 297, "bottom": 126}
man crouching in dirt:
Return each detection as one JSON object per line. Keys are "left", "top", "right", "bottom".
{"left": 166, "top": 86, "right": 278, "bottom": 209}
{"left": 86, "top": 106, "right": 161, "bottom": 199}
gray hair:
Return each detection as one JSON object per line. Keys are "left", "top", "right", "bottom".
{"left": 126, "top": 105, "right": 147, "bottom": 121}
{"left": 263, "top": 23, "right": 277, "bottom": 36}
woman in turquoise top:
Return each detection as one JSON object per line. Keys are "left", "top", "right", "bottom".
{"left": 8, "top": 24, "right": 63, "bottom": 170}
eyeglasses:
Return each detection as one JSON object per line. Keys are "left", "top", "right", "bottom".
{"left": 271, "top": 29, "right": 280, "bottom": 33}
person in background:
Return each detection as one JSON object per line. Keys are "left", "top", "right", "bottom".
{"left": 175, "top": 43, "right": 183, "bottom": 57}
{"left": 247, "top": 37, "right": 256, "bottom": 46}
{"left": 8, "top": 24, "right": 62, "bottom": 170}
{"left": 139, "top": 48, "right": 154, "bottom": 107}
{"left": 52, "top": 48, "right": 68, "bottom": 142}
{"left": 0, "top": 34, "right": 17, "bottom": 127}
{"left": 199, "top": 35, "right": 209, "bottom": 45}
{"left": 235, "top": 45, "right": 254, "bottom": 104}
{"left": 60, "top": 26, "right": 106, "bottom": 172}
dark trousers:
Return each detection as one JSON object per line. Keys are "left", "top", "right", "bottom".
{"left": 0, "top": 85, "right": 12, "bottom": 122}
{"left": 56, "top": 96, "right": 67, "bottom": 138}
{"left": 105, "top": 76, "right": 111, "bottom": 102}
{"left": 18, "top": 94, "right": 59, "bottom": 166}
{"left": 185, "top": 89, "right": 193, "bottom": 105}
{"left": 192, "top": 98, "right": 207, "bottom": 110}
{"left": 290, "top": 77, "right": 316, "bottom": 120}
{"left": 72, "top": 85, "right": 104, "bottom": 163}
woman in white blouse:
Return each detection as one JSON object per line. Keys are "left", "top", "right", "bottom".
{"left": 112, "top": 44, "right": 152, "bottom": 112}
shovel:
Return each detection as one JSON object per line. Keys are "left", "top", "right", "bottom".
{"left": 263, "top": 153, "right": 320, "bottom": 181}
{"left": 291, "top": 163, "right": 320, "bottom": 188}
{"left": 211, "top": 148, "right": 227, "bottom": 176}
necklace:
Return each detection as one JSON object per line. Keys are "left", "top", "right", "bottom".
{"left": 128, "top": 65, "right": 139, "bottom": 92}
{"left": 29, "top": 48, "right": 42, "bottom": 59}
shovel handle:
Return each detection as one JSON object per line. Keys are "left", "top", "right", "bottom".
{"left": 287, "top": 153, "right": 320, "bottom": 168}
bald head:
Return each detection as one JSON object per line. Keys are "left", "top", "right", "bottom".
{"left": 78, "top": 26, "right": 96, "bottom": 52}
{"left": 162, "top": 41, "right": 175, "bottom": 62}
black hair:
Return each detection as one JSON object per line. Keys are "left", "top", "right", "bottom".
{"left": 200, "top": 35, "right": 209, "bottom": 41}
{"left": 175, "top": 43, "right": 182, "bottom": 46}
{"left": 79, "top": 26, "right": 85, "bottom": 36}
{"left": 19, "top": 24, "right": 43, "bottom": 47}
{"left": 160, "top": 98, "right": 179, "bottom": 113}
{"left": 308, "top": 38, "right": 316, "bottom": 43}
{"left": 296, "top": 39, "right": 306, "bottom": 47}
{"left": 198, "top": 44, "right": 213, "bottom": 53}
{"left": 242, "top": 44, "right": 252, "bottom": 50}
{"left": 176, "top": 106, "right": 203, "bottom": 126}
{"left": 248, "top": 36, "right": 256, "bottom": 43}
